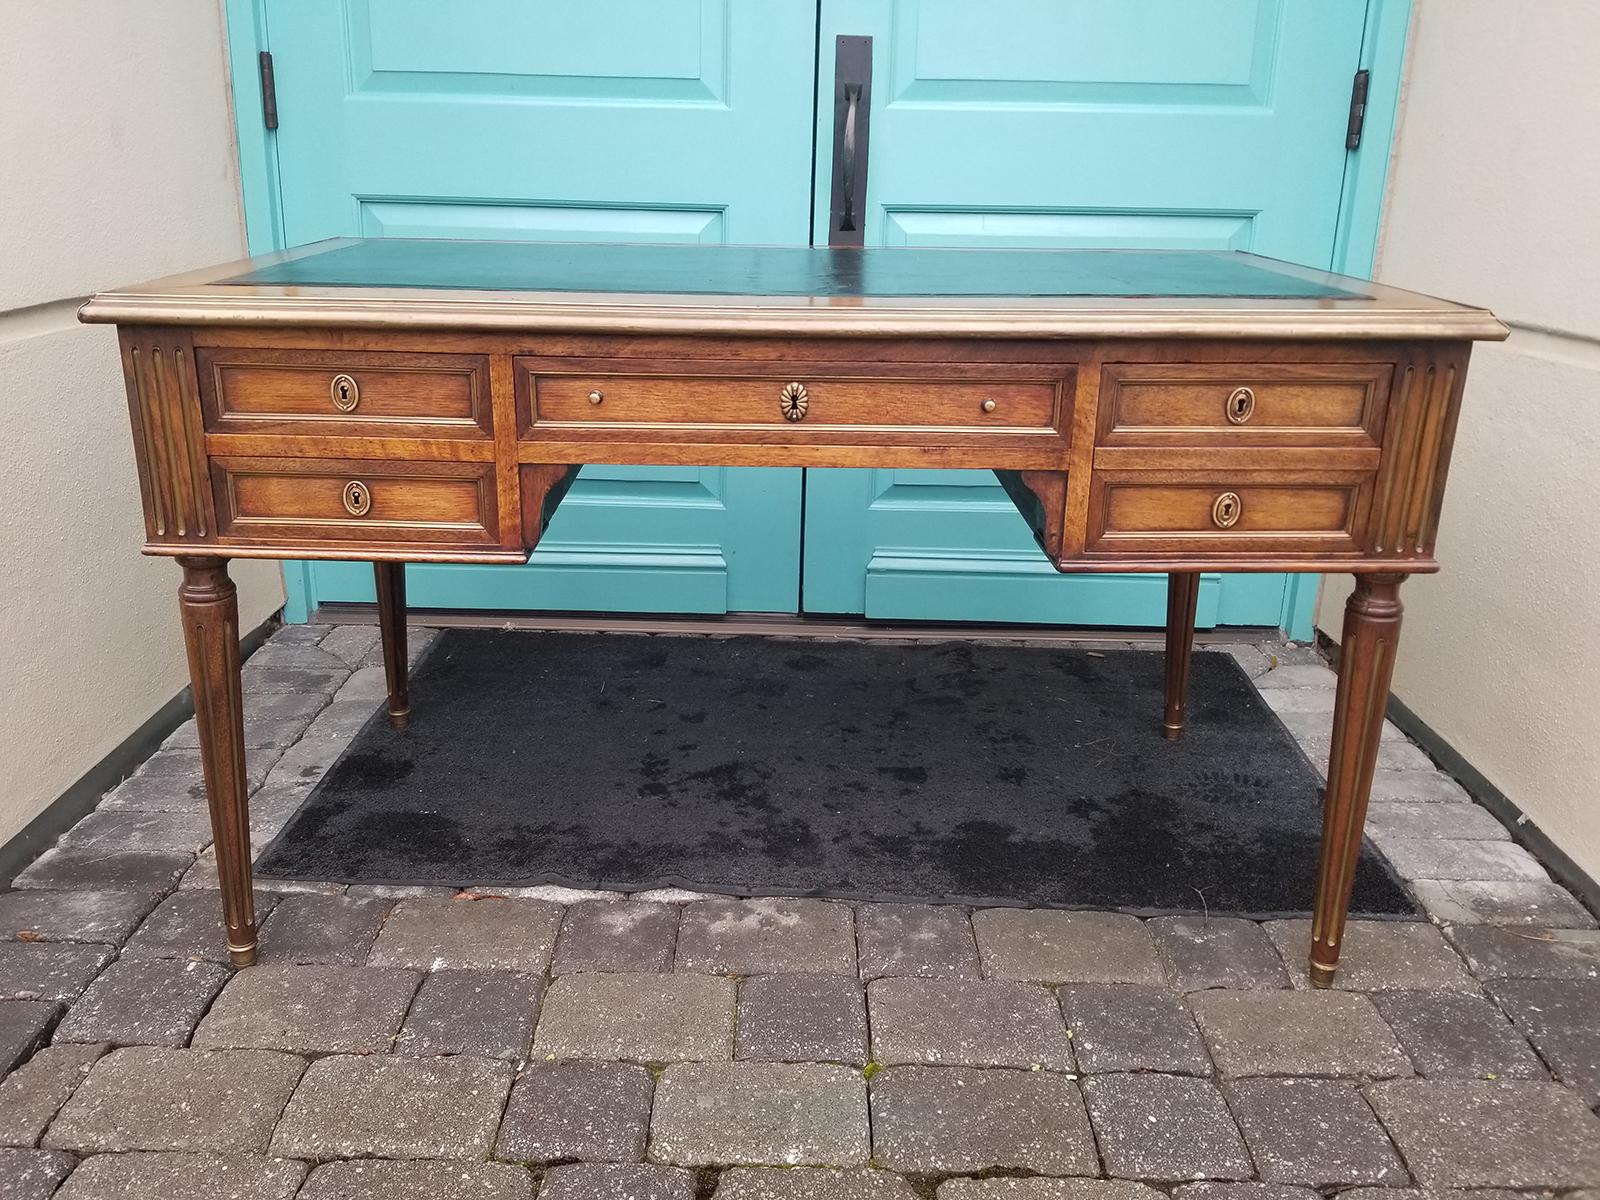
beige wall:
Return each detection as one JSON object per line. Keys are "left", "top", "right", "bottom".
{"left": 0, "top": 2, "right": 284, "bottom": 846}
{"left": 1319, "top": 0, "right": 1600, "bottom": 878}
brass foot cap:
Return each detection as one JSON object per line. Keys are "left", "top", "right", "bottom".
{"left": 229, "top": 944, "right": 258, "bottom": 969}
{"left": 1308, "top": 960, "right": 1337, "bottom": 989}
{"left": 388, "top": 707, "right": 411, "bottom": 729}
{"left": 1162, "top": 723, "right": 1184, "bottom": 741}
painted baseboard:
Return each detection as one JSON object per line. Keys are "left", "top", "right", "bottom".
{"left": 0, "top": 615, "right": 280, "bottom": 888}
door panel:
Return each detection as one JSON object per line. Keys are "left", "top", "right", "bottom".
{"left": 804, "top": 0, "right": 1368, "bottom": 629}
{"left": 262, "top": 0, "right": 814, "bottom": 617}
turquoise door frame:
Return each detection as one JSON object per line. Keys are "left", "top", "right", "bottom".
{"left": 223, "top": 0, "right": 1410, "bottom": 635}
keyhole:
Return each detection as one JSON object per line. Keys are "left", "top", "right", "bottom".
{"left": 1232, "top": 395, "right": 1246, "bottom": 417}
{"left": 338, "top": 383, "right": 349, "bottom": 400}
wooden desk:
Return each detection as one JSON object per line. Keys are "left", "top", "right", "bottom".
{"left": 81, "top": 241, "right": 1506, "bottom": 984}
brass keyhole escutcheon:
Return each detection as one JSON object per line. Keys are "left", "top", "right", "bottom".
{"left": 1226, "top": 386, "right": 1256, "bottom": 425}
{"left": 342, "top": 480, "right": 372, "bottom": 517}
{"left": 780, "top": 381, "right": 809, "bottom": 422}
{"left": 331, "top": 373, "right": 360, "bottom": 413}
{"left": 981, "top": 398, "right": 998, "bottom": 413}
{"left": 1211, "top": 491, "right": 1242, "bottom": 529}
{"left": 587, "top": 390, "right": 604, "bottom": 406}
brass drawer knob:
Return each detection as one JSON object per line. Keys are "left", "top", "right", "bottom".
{"left": 1226, "top": 386, "right": 1256, "bottom": 424}
{"left": 330, "top": 373, "right": 359, "bottom": 412}
{"left": 780, "top": 381, "right": 809, "bottom": 422}
{"left": 587, "top": 390, "right": 604, "bottom": 405}
{"left": 342, "top": 480, "right": 372, "bottom": 517}
{"left": 981, "top": 398, "right": 998, "bottom": 413}
{"left": 1211, "top": 491, "right": 1242, "bottom": 529}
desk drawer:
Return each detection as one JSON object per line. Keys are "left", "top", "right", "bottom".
{"left": 198, "top": 348, "right": 492, "bottom": 438}
{"left": 1098, "top": 361, "right": 1391, "bottom": 448}
{"left": 213, "top": 457, "right": 499, "bottom": 547}
{"left": 1086, "top": 470, "right": 1372, "bottom": 555}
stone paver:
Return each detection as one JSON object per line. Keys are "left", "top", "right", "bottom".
{"left": 1489, "top": 979, "right": 1600, "bottom": 1103}
{"left": 1372, "top": 990, "right": 1545, "bottom": 1079}
{"left": 496, "top": 1060, "right": 653, "bottom": 1163}
{"left": 1226, "top": 1077, "right": 1406, "bottom": 1186}
{"left": 100, "top": 748, "right": 275, "bottom": 810}
{"left": 973, "top": 910, "right": 1163, "bottom": 984}
{"left": 717, "top": 1167, "right": 920, "bottom": 1199}
{"left": 1083, "top": 1073, "right": 1252, "bottom": 1181}
{"left": 270, "top": 1054, "right": 511, "bottom": 1160}
{"left": 553, "top": 901, "right": 679, "bottom": 974}
{"left": 0, "top": 1149, "right": 76, "bottom": 1200}
{"left": 55, "top": 958, "right": 228, "bottom": 1047}
{"left": 0, "top": 1042, "right": 107, "bottom": 1146}
{"left": 60, "top": 810, "right": 215, "bottom": 854}
{"left": 1365, "top": 801, "right": 1510, "bottom": 842}
{"left": 939, "top": 1183, "right": 1165, "bottom": 1200}
{"left": 51, "top": 1152, "right": 307, "bottom": 1200}
{"left": 0, "top": 1001, "right": 59, "bottom": 1076}
{"left": 1411, "top": 879, "right": 1598, "bottom": 928}
{"left": 1379, "top": 839, "right": 1550, "bottom": 883}
{"left": 1190, "top": 990, "right": 1412, "bottom": 1077}
{"left": 0, "top": 890, "right": 157, "bottom": 946}
{"left": 649, "top": 1061, "right": 868, "bottom": 1167}
{"left": 1365, "top": 1079, "right": 1600, "bottom": 1187}
{"left": 396, "top": 968, "right": 541, "bottom": 1059}
{"left": 1448, "top": 926, "right": 1600, "bottom": 979}
{"left": 256, "top": 894, "right": 389, "bottom": 966}
{"left": 737, "top": 974, "right": 867, "bottom": 1065}
{"left": 192, "top": 964, "right": 418, "bottom": 1054}
{"left": 43, "top": 1047, "right": 306, "bottom": 1153}
{"left": 1148, "top": 915, "right": 1290, "bottom": 992}
{"left": 870, "top": 1065, "right": 1097, "bottom": 1175}
{"left": 533, "top": 972, "right": 734, "bottom": 1062}
{"left": 869, "top": 977, "right": 1070, "bottom": 1070}
{"left": 857, "top": 903, "right": 979, "bottom": 979}
{"left": 10, "top": 846, "right": 193, "bottom": 894}
{"left": 1170, "top": 1187, "right": 1318, "bottom": 1200}
{"left": 0, "top": 942, "right": 116, "bottom": 1003}
{"left": 541, "top": 1163, "right": 693, "bottom": 1200}
{"left": 1366, "top": 768, "right": 1473, "bottom": 804}
{"left": 1059, "top": 984, "right": 1211, "bottom": 1075}
{"left": 297, "top": 1159, "right": 532, "bottom": 1200}
{"left": 367, "top": 896, "right": 562, "bottom": 971}
{"left": 123, "top": 890, "right": 281, "bottom": 963}
{"left": 1264, "top": 920, "right": 1476, "bottom": 992}
{"left": 675, "top": 899, "right": 855, "bottom": 975}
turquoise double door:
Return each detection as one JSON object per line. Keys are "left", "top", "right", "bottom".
{"left": 241, "top": 0, "right": 1388, "bottom": 631}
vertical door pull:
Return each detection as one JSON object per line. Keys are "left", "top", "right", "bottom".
{"left": 829, "top": 36, "right": 872, "bottom": 248}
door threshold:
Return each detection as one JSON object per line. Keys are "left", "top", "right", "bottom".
{"left": 309, "top": 604, "right": 1284, "bottom": 649}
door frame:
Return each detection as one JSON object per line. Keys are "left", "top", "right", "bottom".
{"left": 222, "top": 0, "right": 1414, "bottom": 633}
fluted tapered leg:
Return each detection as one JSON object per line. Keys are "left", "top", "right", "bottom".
{"left": 375, "top": 561, "right": 410, "bottom": 728}
{"left": 176, "top": 556, "right": 256, "bottom": 968}
{"left": 1162, "top": 571, "right": 1202, "bottom": 740}
{"left": 1310, "top": 572, "right": 1406, "bottom": 987}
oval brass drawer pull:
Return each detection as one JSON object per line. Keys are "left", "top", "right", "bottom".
{"left": 780, "top": 381, "right": 809, "bottom": 422}
{"left": 330, "top": 373, "right": 359, "bottom": 412}
{"left": 587, "top": 389, "right": 604, "bottom": 405}
{"left": 1226, "top": 385, "right": 1255, "bottom": 424}
{"left": 1211, "top": 491, "right": 1242, "bottom": 528}
{"left": 342, "top": 480, "right": 372, "bottom": 517}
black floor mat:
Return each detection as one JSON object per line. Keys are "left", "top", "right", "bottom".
{"left": 256, "top": 629, "right": 1417, "bottom": 916}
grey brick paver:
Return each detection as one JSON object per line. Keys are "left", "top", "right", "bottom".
{"left": 1372, "top": 990, "right": 1546, "bottom": 1079}
{"left": 676, "top": 899, "right": 855, "bottom": 975}
{"left": 0, "top": 942, "right": 115, "bottom": 1003}
{"left": 737, "top": 974, "right": 867, "bottom": 1065}
{"left": 869, "top": 976, "right": 1071, "bottom": 1069}
{"left": 368, "top": 896, "right": 562, "bottom": 971}
{"left": 553, "top": 900, "right": 679, "bottom": 974}
{"left": 716, "top": 1167, "right": 920, "bottom": 1199}
{"left": 1149, "top": 915, "right": 1290, "bottom": 992}
{"left": 1059, "top": 984, "right": 1211, "bottom": 1075}
{"left": 1083, "top": 1072, "right": 1252, "bottom": 1181}
{"left": 857, "top": 903, "right": 979, "bottom": 979}
{"left": 298, "top": 1159, "right": 531, "bottom": 1200}
{"left": 1170, "top": 1187, "right": 1318, "bottom": 1200}
{"left": 270, "top": 1053, "right": 511, "bottom": 1160}
{"left": 192, "top": 964, "right": 418, "bottom": 1054}
{"left": 541, "top": 1163, "right": 694, "bottom": 1200}
{"left": 396, "top": 968, "right": 542, "bottom": 1059}
{"left": 0, "top": 1001, "right": 60, "bottom": 1076}
{"left": 1411, "top": 879, "right": 1598, "bottom": 928}
{"left": 869, "top": 1065, "right": 1097, "bottom": 1175}
{"left": 0, "top": 1149, "right": 76, "bottom": 1200}
{"left": 1190, "top": 990, "right": 1411, "bottom": 1077}
{"left": 50, "top": 1152, "right": 307, "bottom": 1200}
{"left": 939, "top": 1183, "right": 1165, "bottom": 1200}
{"left": 496, "top": 1060, "right": 653, "bottom": 1163}
{"left": 1226, "top": 1077, "right": 1406, "bottom": 1186}
{"left": 255, "top": 893, "right": 389, "bottom": 966}
{"left": 123, "top": 890, "right": 281, "bottom": 963}
{"left": 974, "top": 909, "right": 1162, "bottom": 984}
{"left": 60, "top": 810, "right": 214, "bottom": 854}
{"left": 55, "top": 958, "right": 228, "bottom": 1047}
{"left": 1379, "top": 840, "right": 1550, "bottom": 883}
{"left": 0, "top": 890, "right": 156, "bottom": 946}
{"left": 1448, "top": 926, "right": 1600, "bottom": 979}
{"left": 99, "top": 748, "right": 276, "bottom": 811}
{"left": 534, "top": 972, "right": 734, "bottom": 1062}
{"left": 1489, "top": 979, "right": 1600, "bottom": 1104}
{"left": 1365, "top": 1078, "right": 1600, "bottom": 1187}
{"left": 0, "top": 1042, "right": 106, "bottom": 1146}
{"left": 1263, "top": 920, "right": 1476, "bottom": 992}
{"left": 1366, "top": 769, "right": 1473, "bottom": 804}
{"left": 11, "top": 846, "right": 193, "bottom": 894}
{"left": 649, "top": 1061, "right": 868, "bottom": 1167}
{"left": 1365, "top": 801, "right": 1510, "bottom": 841}
{"left": 43, "top": 1047, "right": 306, "bottom": 1154}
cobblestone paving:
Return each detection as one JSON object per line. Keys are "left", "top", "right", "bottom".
{"left": 2, "top": 625, "right": 1599, "bottom": 1198}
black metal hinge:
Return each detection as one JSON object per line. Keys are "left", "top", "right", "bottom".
{"left": 259, "top": 51, "right": 279, "bottom": 130}
{"left": 1345, "top": 68, "right": 1370, "bottom": 150}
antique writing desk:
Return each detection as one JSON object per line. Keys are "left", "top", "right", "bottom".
{"left": 80, "top": 241, "right": 1506, "bottom": 984}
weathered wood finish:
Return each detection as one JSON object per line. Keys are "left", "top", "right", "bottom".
{"left": 1163, "top": 571, "right": 1202, "bottom": 740}
{"left": 375, "top": 562, "right": 409, "bottom": 728}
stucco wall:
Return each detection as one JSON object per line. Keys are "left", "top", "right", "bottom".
{"left": 0, "top": 2, "right": 284, "bottom": 846}
{"left": 1319, "top": 0, "right": 1600, "bottom": 878}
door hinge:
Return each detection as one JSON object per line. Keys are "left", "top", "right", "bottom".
{"left": 258, "top": 51, "right": 279, "bottom": 130}
{"left": 1345, "top": 68, "right": 1370, "bottom": 150}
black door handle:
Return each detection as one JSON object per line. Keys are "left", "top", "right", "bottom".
{"left": 829, "top": 36, "right": 872, "bottom": 248}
